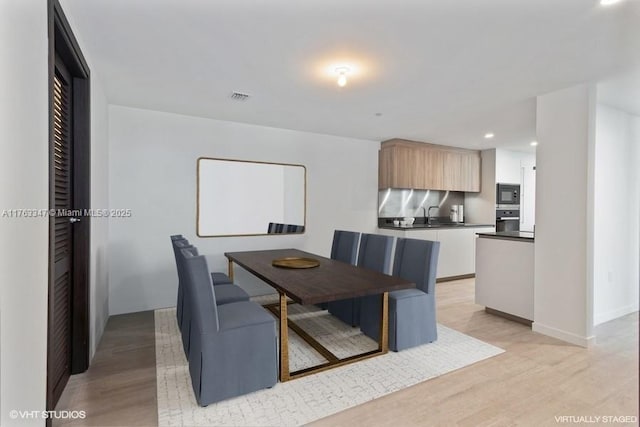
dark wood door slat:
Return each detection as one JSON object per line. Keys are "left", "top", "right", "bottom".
{"left": 50, "top": 69, "right": 73, "bottom": 410}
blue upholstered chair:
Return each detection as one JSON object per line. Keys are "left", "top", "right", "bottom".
{"left": 268, "top": 223, "right": 305, "bottom": 234}
{"left": 359, "top": 237, "right": 440, "bottom": 351}
{"left": 173, "top": 243, "right": 250, "bottom": 356}
{"left": 171, "top": 238, "right": 191, "bottom": 329}
{"left": 331, "top": 230, "right": 360, "bottom": 264}
{"left": 210, "top": 271, "right": 233, "bottom": 286}
{"left": 171, "top": 236, "right": 234, "bottom": 286}
{"left": 322, "top": 230, "right": 360, "bottom": 312}
{"left": 329, "top": 233, "right": 392, "bottom": 326}
{"left": 267, "top": 222, "right": 286, "bottom": 233}
{"left": 286, "top": 224, "right": 305, "bottom": 233}
{"left": 182, "top": 249, "right": 278, "bottom": 406}
{"left": 171, "top": 239, "right": 237, "bottom": 327}
{"left": 356, "top": 233, "right": 393, "bottom": 273}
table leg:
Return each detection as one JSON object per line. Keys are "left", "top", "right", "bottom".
{"left": 227, "top": 259, "right": 234, "bottom": 281}
{"left": 279, "top": 292, "right": 290, "bottom": 382}
{"left": 378, "top": 292, "right": 389, "bottom": 353}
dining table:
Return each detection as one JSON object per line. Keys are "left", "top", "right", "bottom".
{"left": 224, "top": 248, "right": 415, "bottom": 382}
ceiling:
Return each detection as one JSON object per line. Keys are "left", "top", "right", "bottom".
{"left": 61, "top": 0, "right": 640, "bottom": 151}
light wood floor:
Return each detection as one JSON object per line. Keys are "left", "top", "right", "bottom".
{"left": 54, "top": 311, "right": 157, "bottom": 427}
{"left": 55, "top": 279, "right": 639, "bottom": 426}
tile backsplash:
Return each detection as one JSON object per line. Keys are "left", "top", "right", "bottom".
{"left": 378, "top": 189, "right": 465, "bottom": 219}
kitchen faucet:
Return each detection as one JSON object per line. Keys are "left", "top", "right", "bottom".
{"left": 427, "top": 206, "right": 439, "bottom": 224}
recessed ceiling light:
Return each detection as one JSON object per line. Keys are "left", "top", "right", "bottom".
{"left": 484, "top": 133, "right": 494, "bottom": 139}
{"left": 530, "top": 141, "right": 538, "bottom": 146}
{"left": 600, "top": 0, "right": 622, "bottom": 5}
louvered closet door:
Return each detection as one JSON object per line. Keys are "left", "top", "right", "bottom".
{"left": 50, "top": 61, "right": 73, "bottom": 406}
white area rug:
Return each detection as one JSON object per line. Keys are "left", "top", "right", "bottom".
{"left": 156, "top": 298, "right": 504, "bottom": 427}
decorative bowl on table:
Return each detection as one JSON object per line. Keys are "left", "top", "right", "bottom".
{"left": 272, "top": 257, "right": 320, "bottom": 269}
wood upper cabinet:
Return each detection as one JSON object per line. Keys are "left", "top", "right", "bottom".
{"left": 443, "top": 150, "right": 481, "bottom": 191}
{"left": 422, "top": 147, "right": 445, "bottom": 190}
{"left": 379, "top": 144, "right": 423, "bottom": 189}
{"left": 378, "top": 139, "right": 480, "bottom": 192}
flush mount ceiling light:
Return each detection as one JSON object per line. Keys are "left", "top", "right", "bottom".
{"left": 600, "top": 0, "right": 622, "bottom": 5}
{"left": 335, "top": 67, "right": 350, "bottom": 87}
{"left": 484, "top": 133, "right": 495, "bottom": 139}
{"left": 530, "top": 141, "right": 538, "bottom": 146}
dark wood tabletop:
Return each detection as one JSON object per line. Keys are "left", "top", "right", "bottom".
{"left": 225, "top": 248, "right": 415, "bottom": 305}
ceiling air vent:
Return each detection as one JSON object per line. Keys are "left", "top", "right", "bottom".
{"left": 230, "top": 91, "right": 250, "bottom": 101}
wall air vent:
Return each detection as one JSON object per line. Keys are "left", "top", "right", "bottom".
{"left": 230, "top": 92, "right": 250, "bottom": 101}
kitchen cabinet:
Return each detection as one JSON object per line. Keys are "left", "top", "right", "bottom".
{"left": 437, "top": 229, "right": 474, "bottom": 278}
{"left": 421, "top": 147, "right": 445, "bottom": 190}
{"left": 438, "top": 227, "right": 495, "bottom": 278}
{"left": 378, "top": 139, "right": 480, "bottom": 192}
{"left": 379, "top": 144, "right": 425, "bottom": 189}
{"left": 443, "top": 150, "right": 481, "bottom": 192}
{"left": 377, "top": 226, "right": 495, "bottom": 279}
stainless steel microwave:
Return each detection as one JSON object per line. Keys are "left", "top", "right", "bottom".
{"left": 496, "top": 183, "right": 520, "bottom": 205}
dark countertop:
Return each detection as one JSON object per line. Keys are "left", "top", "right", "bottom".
{"left": 379, "top": 223, "right": 495, "bottom": 231}
{"left": 476, "top": 231, "right": 535, "bottom": 241}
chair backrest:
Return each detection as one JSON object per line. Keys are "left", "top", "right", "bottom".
{"left": 286, "top": 224, "right": 304, "bottom": 233}
{"left": 267, "top": 223, "right": 286, "bottom": 233}
{"left": 357, "top": 233, "right": 394, "bottom": 274}
{"left": 182, "top": 248, "right": 219, "bottom": 333}
{"left": 331, "top": 230, "right": 360, "bottom": 265}
{"left": 170, "top": 234, "right": 185, "bottom": 241}
{"left": 393, "top": 238, "right": 440, "bottom": 294}
{"left": 268, "top": 223, "right": 305, "bottom": 234}
{"left": 172, "top": 239, "right": 193, "bottom": 284}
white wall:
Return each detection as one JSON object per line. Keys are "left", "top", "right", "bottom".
{"left": 495, "top": 149, "right": 535, "bottom": 184}
{"left": 0, "top": 0, "right": 49, "bottom": 424}
{"left": 88, "top": 75, "right": 110, "bottom": 357}
{"left": 108, "top": 106, "right": 380, "bottom": 315}
{"left": 635, "top": 118, "right": 640, "bottom": 294}
{"left": 60, "top": 0, "right": 111, "bottom": 360}
{"left": 534, "top": 84, "right": 595, "bottom": 347}
{"left": 0, "top": 2, "right": 110, "bottom": 423}
{"left": 592, "top": 104, "right": 640, "bottom": 325}
{"left": 465, "top": 149, "right": 496, "bottom": 224}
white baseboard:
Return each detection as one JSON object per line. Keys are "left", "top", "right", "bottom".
{"left": 593, "top": 304, "right": 639, "bottom": 326}
{"left": 532, "top": 322, "right": 596, "bottom": 348}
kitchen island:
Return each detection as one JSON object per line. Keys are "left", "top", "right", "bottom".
{"left": 475, "top": 231, "right": 534, "bottom": 324}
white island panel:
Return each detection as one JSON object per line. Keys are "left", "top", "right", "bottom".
{"left": 475, "top": 236, "right": 534, "bottom": 321}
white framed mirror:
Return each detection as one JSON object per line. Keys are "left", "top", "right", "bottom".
{"left": 197, "top": 157, "right": 306, "bottom": 237}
